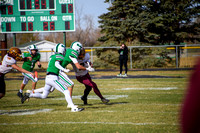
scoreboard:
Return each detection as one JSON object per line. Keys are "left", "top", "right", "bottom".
{"left": 0, "top": 0, "right": 75, "bottom": 33}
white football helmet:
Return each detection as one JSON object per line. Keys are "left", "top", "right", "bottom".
{"left": 27, "top": 44, "right": 38, "bottom": 55}
{"left": 54, "top": 43, "right": 66, "bottom": 56}
{"left": 70, "top": 41, "right": 83, "bottom": 54}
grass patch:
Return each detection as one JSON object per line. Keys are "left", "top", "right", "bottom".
{"left": 0, "top": 70, "right": 189, "bottom": 133}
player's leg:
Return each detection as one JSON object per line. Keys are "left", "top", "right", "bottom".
{"left": 18, "top": 75, "right": 29, "bottom": 98}
{"left": 81, "top": 85, "right": 92, "bottom": 105}
{"left": 53, "top": 79, "right": 75, "bottom": 107}
{"left": 85, "top": 73, "right": 109, "bottom": 103}
{"left": 118, "top": 59, "right": 123, "bottom": 76}
{"left": 52, "top": 77, "right": 83, "bottom": 112}
{"left": 26, "top": 86, "right": 55, "bottom": 94}
{"left": 29, "top": 84, "right": 51, "bottom": 99}
{"left": 31, "top": 71, "right": 39, "bottom": 91}
{"left": 77, "top": 73, "right": 109, "bottom": 104}
{"left": 0, "top": 75, "right": 6, "bottom": 99}
{"left": 27, "top": 87, "right": 44, "bottom": 93}
{"left": 21, "top": 84, "right": 51, "bottom": 104}
{"left": 123, "top": 59, "right": 128, "bottom": 76}
{"left": 21, "top": 75, "right": 53, "bottom": 103}
{"left": 59, "top": 71, "right": 74, "bottom": 97}
{"left": 83, "top": 73, "right": 104, "bottom": 98}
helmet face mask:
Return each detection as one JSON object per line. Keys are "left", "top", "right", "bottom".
{"left": 28, "top": 44, "right": 38, "bottom": 55}
{"left": 70, "top": 41, "right": 83, "bottom": 54}
{"left": 54, "top": 43, "right": 66, "bottom": 56}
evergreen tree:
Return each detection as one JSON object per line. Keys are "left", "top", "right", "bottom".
{"left": 99, "top": 0, "right": 200, "bottom": 45}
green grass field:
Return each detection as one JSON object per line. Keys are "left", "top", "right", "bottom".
{"left": 0, "top": 70, "right": 190, "bottom": 133}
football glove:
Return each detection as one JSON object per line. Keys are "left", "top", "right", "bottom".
{"left": 86, "top": 62, "right": 95, "bottom": 72}
{"left": 63, "top": 69, "right": 70, "bottom": 73}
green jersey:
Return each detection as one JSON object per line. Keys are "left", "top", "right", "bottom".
{"left": 62, "top": 48, "right": 79, "bottom": 68}
{"left": 22, "top": 53, "right": 40, "bottom": 72}
{"left": 47, "top": 54, "right": 64, "bottom": 75}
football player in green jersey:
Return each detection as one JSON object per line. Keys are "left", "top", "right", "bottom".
{"left": 25, "top": 42, "right": 95, "bottom": 108}
{"left": 17, "top": 44, "right": 41, "bottom": 98}
{"left": 59, "top": 41, "right": 94, "bottom": 98}
{"left": 21, "top": 43, "right": 84, "bottom": 112}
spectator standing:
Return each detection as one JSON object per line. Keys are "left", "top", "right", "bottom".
{"left": 117, "top": 44, "right": 128, "bottom": 77}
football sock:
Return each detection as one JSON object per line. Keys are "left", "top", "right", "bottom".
{"left": 64, "top": 90, "right": 74, "bottom": 107}
{"left": 19, "top": 89, "right": 23, "bottom": 93}
{"left": 34, "top": 87, "right": 44, "bottom": 93}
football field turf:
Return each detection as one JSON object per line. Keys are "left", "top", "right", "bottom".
{"left": 0, "top": 70, "right": 189, "bottom": 133}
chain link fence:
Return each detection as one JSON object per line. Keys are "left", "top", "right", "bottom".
{"left": 0, "top": 44, "right": 200, "bottom": 69}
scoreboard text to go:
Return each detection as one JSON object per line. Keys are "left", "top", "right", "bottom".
{"left": 0, "top": 0, "right": 75, "bottom": 33}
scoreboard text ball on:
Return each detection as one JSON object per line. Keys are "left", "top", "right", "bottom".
{"left": 0, "top": 0, "right": 75, "bottom": 33}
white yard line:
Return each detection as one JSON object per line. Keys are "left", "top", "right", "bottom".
{"left": 117, "top": 87, "right": 178, "bottom": 90}
{"left": 0, "top": 121, "right": 179, "bottom": 126}
{"left": 52, "top": 95, "right": 129, "bottom": 100}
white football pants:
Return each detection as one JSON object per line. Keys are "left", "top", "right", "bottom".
{"left": 22, "top": 72, "right": 38, "bottom": 84}
{"left": 29, "top": 75, "right": 75, "bottom": 107}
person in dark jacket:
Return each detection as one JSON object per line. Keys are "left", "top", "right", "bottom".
{"left": 117, "top": 44, "right": 128, "bottom": 77}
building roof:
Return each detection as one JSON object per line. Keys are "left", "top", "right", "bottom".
{"left": 19, "top": 40, "right": 57, "bottom": 50}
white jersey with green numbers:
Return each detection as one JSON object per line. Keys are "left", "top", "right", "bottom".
{"left": 47, "top": 54, "right": 64, "bottom": 75}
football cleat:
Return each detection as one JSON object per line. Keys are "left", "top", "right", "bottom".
{"left": 67, "top": 105, "right": 78, "bottom": 108}
{"left": 26, "top": 90, "right": 32, "bottom": 93}
{"left": 81, "top": 96, "right": 88, "bottom": 105}
{"left": 17, "top": 91, "right": 23, "bottom": 98}
{"left": 117, "top": 74, "right": 122, "bottom": 77}
{"left": 122, "top": 74, "right": 128, "bottom": 77}
{"left": 71, "top": 107, "right": 84, "bottom": 112}
{"left": 21, "top": 93, "right": 30, "bottom": 104}
{"left": 101, "top": 98, "right": 110, "bottom": 104}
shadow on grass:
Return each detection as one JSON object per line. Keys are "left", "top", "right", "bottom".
{"left": 81, "top": 102, "right": 128, "bottom": 107}
{"left": 0, "top": 109, "right": 53, "bottom": 115}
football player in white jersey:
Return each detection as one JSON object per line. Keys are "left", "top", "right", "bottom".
{"left": 72, "top": 49, "right": 109, "bottom": 105}
{"left": 0, "top": 47, "right": 34, "bottom": 99}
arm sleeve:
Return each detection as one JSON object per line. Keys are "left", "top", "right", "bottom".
{"left": 69, "top": 56, "right": 78, "bottom": 64}
{"left": 37, "top": 54, "right": 41, "bottom": 61}
{"left": 55, "top": 61, "right": 66, "bottom": 71}
{"left": 124, "top": 47, "right": 128, "bottom": 56}
{"left": 118, "top": 49, "right": 122, "bottom": 54}
{"left": 83, "top": 53, "right": 90, "bottom": 63}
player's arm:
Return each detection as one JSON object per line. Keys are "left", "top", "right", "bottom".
{"left": 37, "top": 54, "right": 41, "bottom": 68}
{"left": 21, "top": 53, "right": 32, "bottom": 61}
{"left": 83, "top": 53, "right": 93, "bottom": 67}
{"left": 74, "top": 62, "right": 87, "bottom": 70}
{"left": 55, "top": 61, "right": 70, "bottom": 73}
{"left": 88, "top": 61, "right": 93, "bottom": 67}
{"left": 37, "top": 61, "right": 42, "bottom": 68}
{"left": 70, "top": 56, "right": 94, "bottom": 71}
{"left": 70, "top": 56, "right": 86, "bottom": 70}
{"left": 11, "top": 64, "right": 35, "bottom": 78}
